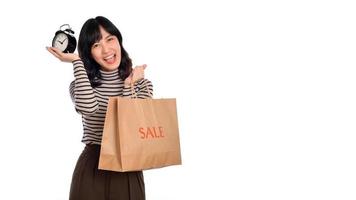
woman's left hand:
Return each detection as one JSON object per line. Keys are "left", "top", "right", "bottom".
{"left": 124, "top": 64, "right": 147, "bottom": 86}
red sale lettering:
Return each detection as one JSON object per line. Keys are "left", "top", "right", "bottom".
{"left": 139, "top": 127, "right": 146, "bottom": 139}
{"left": 139, "top": 126, "right": 165, "bottom": 139}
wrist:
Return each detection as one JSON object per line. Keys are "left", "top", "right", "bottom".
{"left": 72, "top": 57, "right": 80, "bottom": 62}
{"left": 124, "top": 78, "right": 132, "bottom": 87}
{"left": 124, "top": 81, "right": 132, "bottom": 87}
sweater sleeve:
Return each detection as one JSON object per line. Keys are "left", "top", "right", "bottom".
{"left": 122, "top": 78, "right": 153, "bottom": 99}
{"left": 69, "top": 59, "right": 99, "bottom": 115}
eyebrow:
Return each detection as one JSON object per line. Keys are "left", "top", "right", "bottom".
{"left": 93, "top": 34, "right": 113, "bottom": 44}
{"left": 105, "top": 35, "right": 113, "bottom": 39}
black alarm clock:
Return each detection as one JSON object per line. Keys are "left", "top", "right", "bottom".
{"left": 52, "top": 24, "right": 77, "bottom": 53}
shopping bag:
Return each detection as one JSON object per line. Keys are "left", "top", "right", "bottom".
{"left": 98, "top": 96, "right": 181, "bottom": 172}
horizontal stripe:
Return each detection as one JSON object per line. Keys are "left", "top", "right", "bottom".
{"left": 70, "top": 61, "right": 153, "bottom": 145}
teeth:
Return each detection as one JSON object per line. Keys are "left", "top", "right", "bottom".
{"left": 104, "top": 55, "right": 115, "bottom": 60}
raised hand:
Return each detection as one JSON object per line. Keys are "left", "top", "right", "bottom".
{"left": 124, "top": 64, "right": 147, "bottom": 86}
{"left": 46, "top": 46, "right": 80, "bottom": 62}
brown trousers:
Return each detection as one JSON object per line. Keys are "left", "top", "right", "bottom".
{"left": 69, "top": 144, "right": 145, "bottom": 200}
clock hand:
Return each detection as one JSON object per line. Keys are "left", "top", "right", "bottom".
{"left": 57, "top": 40, "right": 63, "bottom": 44}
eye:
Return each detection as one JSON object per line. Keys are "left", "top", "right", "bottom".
{"left": 108, "top": 37, "right": 114, "bottom": 41}
{"left": 92, "top": 43, "right": 100, "bottom": 49}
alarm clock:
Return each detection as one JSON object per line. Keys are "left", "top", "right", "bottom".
{"left": 52, "top": 24, "right": 77, "bottom": 53}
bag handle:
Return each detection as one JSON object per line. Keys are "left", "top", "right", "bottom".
{"left": 129, "top": 79, "right": 151, "bottom": 98}
{"left": 129, "top": 82, "right": 159, "bottom": 128}
{"left": 127, "top": 80, "right": 157, "bottom": 128}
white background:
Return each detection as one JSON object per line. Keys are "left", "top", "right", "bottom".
{"left": 0, "top": 0, "right": 355, "bottom": 199}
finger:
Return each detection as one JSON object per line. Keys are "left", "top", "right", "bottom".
{"left": 46, "top": 47, "right": 61, "bottom": 59}
{"left": 47, "top": 47, "right": 61, "bottom": 56}
{"left": 51, "top": 47, "right": 64, "bottom": 56}
{"left": 135, "top": 64, "right": 147, "bottom": 69}
{"left": 46, "top": 46, "right": 55, "bottom": 54}
{"left": 139, "top": 64, "right": 147, "bottom": 69}
{"left": 137, "top": 66, "right": 147, "bottom": 72}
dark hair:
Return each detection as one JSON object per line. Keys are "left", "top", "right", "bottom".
{"left": 78, "top": 16, "right": 132, "bottom": 87}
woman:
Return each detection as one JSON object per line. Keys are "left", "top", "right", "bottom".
{"left": 47, "top": 16, "right": 152, "bottom": 200}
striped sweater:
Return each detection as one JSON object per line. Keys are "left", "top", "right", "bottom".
{"left": 69, "top": 59, "right": 153, "bottom": 145}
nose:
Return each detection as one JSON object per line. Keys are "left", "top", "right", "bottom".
{"left": 101, "top": 43, "right": 109, "bottom": 54}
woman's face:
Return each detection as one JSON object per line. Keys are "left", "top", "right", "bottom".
{"left": 91, "top": 26, "right": 121, "bottom": 71}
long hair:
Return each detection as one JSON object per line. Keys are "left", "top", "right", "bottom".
{"left": 78, "top": 16, "right": 132, "bottom": 87}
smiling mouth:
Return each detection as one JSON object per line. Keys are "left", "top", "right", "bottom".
{"left": 103, "top": 54, "right": 116, "bottom": 64}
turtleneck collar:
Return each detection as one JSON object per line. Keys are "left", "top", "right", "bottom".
{"left": 99, "top": 68, "right": 120, "bottom": 81}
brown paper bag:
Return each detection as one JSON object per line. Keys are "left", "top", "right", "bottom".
{"left": 98, "top": 97, "right": 181, "bottom": 172}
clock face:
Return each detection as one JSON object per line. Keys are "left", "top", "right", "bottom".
{"left": 52, "top": 32, "right": 69, "bottom": 52}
